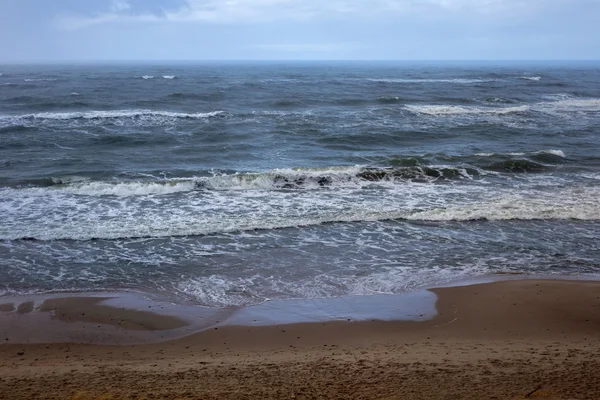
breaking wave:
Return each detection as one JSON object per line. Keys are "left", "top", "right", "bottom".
{"left": 405, "top": 104, "right": 529, "bottom": 116}
{"left": 0, "top": 109, "right": 225, "bottom": 123}
{"left": 367, "top": 78, "right": 491, "bottom": 84}
{"left": 404, "top": 97, "right": 600, "bottom": 117}
{"left": 7, "top": 165, "right": 489, "bottom": 197}
{"left": 2, "top": 184, "right": 599, "bottom": 241}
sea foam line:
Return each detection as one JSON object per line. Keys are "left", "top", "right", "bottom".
{"left": 2, "top": 187, "right": 600, "bottom": 241}
{"left": 405, "top": 104, "right": 529, "bottom": 116}
{"left": 404, "top": 97, "right": 600, "bottom": 117}
{"left": 0, "top": 109, "right": 224, "bottom": 121}
{"left": 367, "top": 78, "right": 491, "bottom": 84}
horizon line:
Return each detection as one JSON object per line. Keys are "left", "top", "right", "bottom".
{"left": 1, "top": 59, "right": 600, "bottom": 64}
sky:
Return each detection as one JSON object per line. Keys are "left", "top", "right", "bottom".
{"left": 0, "top": 0, "right": 598, "bottom": 61}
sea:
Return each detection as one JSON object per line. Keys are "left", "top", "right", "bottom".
{"left": 1, "top": 61, "right": 599, "bottom": 308}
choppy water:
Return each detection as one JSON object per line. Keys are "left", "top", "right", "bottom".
{"left": 1, "top": 62, "right": 599, "bottom": 306}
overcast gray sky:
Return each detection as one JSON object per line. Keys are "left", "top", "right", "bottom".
{"left": 1, "top": 0, "right": 598, "bottom": 61}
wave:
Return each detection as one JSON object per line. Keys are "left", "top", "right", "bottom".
{"left": 535, "top": 98, "right": 600, "bottom": 113}
{"left": 162, "top": 75, "right": 176, "bottom": 79}
{"left": 5, "top": 165, "right": 484, "bottom": 197}
{"left": 485, "top": 159, "right": 549, "bottom": 173}
{"left": 407, "top": 189, "right": 600, "bottom": 222}
{"left": 520, "top": 76, "right": 541, "bottom": 81}
{"left": 7, "top": 146, "right": 570, "bottom": 193}
{"left": 376, "top": 96, "right": 403, "bottom": 104}
{"left": 483, "top": 97, "right": 520, "bottom": 104}
{"left": 23, "top": 78, "right": 57, "bottom": 82}
{"left": 405, "top": 104, "right": 528, "bottom": 116}
{"left": 474, "top": 149, "right": 565, "bottom": 158}
{"left": 141, "top": 75, "right": 154, "bottom": 79}
{"left": 404, "top": 97, "right": 600, "bottom": 117}
{"left": 367, "top": 78, "right": 491, "bottom": 84}
{"left": 0, "top": 109, "right": 225, "bottom": 123}
{"left": 3, "top": 185, "right": 600, "bottom": 241}
{"left": 167, "top": 92, "right": 224, "bottom": 101}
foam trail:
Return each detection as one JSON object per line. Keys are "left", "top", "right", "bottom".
{"left": 24, "top": 78, "right": 57, "bottom": 82}
{"left": 0, "top": 109, "right": 224, "bottom": 122}
{"left": 367, "top": 78, "right": 491, "bottom": 84}
{"left": 408, "top": 189, "right": 600, "bottom": 222}
{"left": 474, "top": 149, "right": 565, "bottom": 158}
{"left": 536, "top": 149, "right": 565, "bottom": 157}
{"left": 534, "top": 98, "right": 600, "bottom": 113}
{"left": 2, "top": 184, "right": 600, "bottom": 241}
{"left": 405, "top": 105, "right": 528, "bottom": 116}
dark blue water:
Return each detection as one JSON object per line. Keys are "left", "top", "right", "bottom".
{"left": 1, "top": 62, "right": 599, "bottom": 306}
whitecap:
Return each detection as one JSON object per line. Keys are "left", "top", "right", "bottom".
{"left": 407, "top": 187, "right": 600, "bottom": 222}
{"left": 367, "top": 78, "right": 491, "bottom": 84}
{"left": 0, "top": 109, "right": 224, "bottom": 121}
{"left": 405, "top": 104, "right": 528, "bottom": 116}
{"left": 24, "top": 78, "right": 57, "bottom": 82}
{"left": 162, "top": 75, "right": 176, "bottom": 79}
{"left": 535, "top": 149, "right": 565, "bottom": 157}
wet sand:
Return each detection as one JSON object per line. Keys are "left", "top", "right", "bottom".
{"left": 1, "top": 279, "right": 600, "bottom": 399}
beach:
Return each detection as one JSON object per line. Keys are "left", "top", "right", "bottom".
{"left": 1, "top": 279, "right": 599, "bottom": 399}
{"left": 1, "top": 62, "right": 600, "bottom": 399}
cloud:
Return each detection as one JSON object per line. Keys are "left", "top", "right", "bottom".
{"left": 56, "top": 0, "right": 586, "bottom": 29}
{"left": 110, "top": 0, "right": 132, "bottom": 12}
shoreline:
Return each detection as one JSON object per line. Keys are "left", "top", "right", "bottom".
{"left": 1, "top": 278, "right": 600, "bottom": 398}
{"left": 0, "top": 273, "right": 597, "bottom": 345}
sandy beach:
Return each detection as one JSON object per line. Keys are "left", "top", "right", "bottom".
{"left": 1, "top": 279, "right": 600, "bottom": 399}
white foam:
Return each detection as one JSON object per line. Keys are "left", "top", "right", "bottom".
{"left": 474, "top": 149, "right": 565, "bottom": 158}
{"left": 0, "top": 109, "right": 224, "bottom": 122}
{"left": 405, "top": 104, "right": 528, "bottom": 116}
{"left": 23, "top": 78, "right": 56, "bottom": 82}
{"left": 196, "top": 166, "right": 367, "bottom": 191}
{"left": 367, "top": 78, "right": 491, "bottom": 84}
{"left": 70, "top": 92, "right": 80, "bottom": 96}
{"left": 536, "top": 149, "right": 565, "bottom": 157}
{"left": 52, "top": 143, "right": 75, "bottom": 151}
{"left": 141, "top": 75, "right": 154, "bottom": 80}
{"left": 534, "top": 98, "right": 600, "bottom": 113}
{"left": 162, "top": 75, "right": 176, "bottom": 79}
{"left": 405, "top": 97, "right": 600, "bottom": 118}
{"left": 408, "top": 187, "right": 600, "bottom": 221}
{"left": 520, "top": 76, "right": 541, "bottom": 81}
{"left": 60, "top": 180, "right": 197, "bottom": 197}
{"left": 51, "top": 176, "right": 90, "bottom": 185}
{"left": 2, "top": 179, "right": 599, "bottom": 242}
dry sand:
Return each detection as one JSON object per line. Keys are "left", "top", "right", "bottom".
{"left": 1, "top": 279, "right": 600, "bottom": 399}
